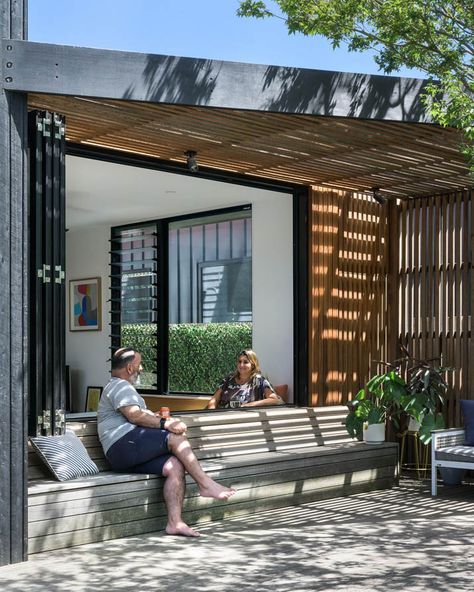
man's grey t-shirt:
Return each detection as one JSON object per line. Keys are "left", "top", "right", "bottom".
{"left": 97, "top": 377, "right": 147, "bottom": 454}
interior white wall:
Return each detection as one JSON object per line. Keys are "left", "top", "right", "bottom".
{"left": 66, "top": 226, "right": 111, "bottom": 411}
{"left": 65, "top": 157, "right": 294, "bottom": 410}
{"left": 251, "top": 195, "right": 293, "bottom": 391}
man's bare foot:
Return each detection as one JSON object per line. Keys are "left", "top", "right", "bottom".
{"left": 166, "top": 522, "right": 200, "bottom": 537}
{"left": 199, "top": 479, "right": 236, "bottom": 500}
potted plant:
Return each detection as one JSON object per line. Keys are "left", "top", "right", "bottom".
{"left": 345, "top": 368, "right": 407, "bottom": 443}
{"left": 398, "top": 346, "right": 450, "bottom": 445}
{"left": 346, "top": 344, "right": 451, "bottom": 449}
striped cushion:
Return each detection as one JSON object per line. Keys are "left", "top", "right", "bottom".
{"left": 30, "top": 430, "right": 99, "bottom": 481}
{"left": 436, "top": 445, "right": 474, "bottom": 463}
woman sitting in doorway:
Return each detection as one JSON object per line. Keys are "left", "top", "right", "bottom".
{"left": 207, "top": 349, "right": 284, "bottom": 409}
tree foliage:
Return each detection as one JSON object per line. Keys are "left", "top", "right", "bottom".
{"left": 238, "top": 1, "right": 474, "bottom": 170}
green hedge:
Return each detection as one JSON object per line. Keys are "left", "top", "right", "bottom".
{"left": 121, "top": 322, "right": 252, "bottom": 393}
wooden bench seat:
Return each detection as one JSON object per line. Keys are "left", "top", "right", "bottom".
{"left": 28, "top": 406, "right": 399, "bottom": 554}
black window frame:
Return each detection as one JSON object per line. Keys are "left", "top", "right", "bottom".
{"left": 111, "top": 204, "right": 253, "bottom": 395}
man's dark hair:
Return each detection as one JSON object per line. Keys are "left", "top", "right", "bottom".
{"left": 112, "top": 348, "right": 137, "bottom": 370}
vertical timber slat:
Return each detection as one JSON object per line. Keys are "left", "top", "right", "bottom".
{"left": 461, "top": 190, "right": 470, "bottom": 408}
{"left": 387, "top": 200, "right": 399, "bottom": 363}
{"left": 466, "top": 190, "right": 474, "bottom": 399}
{"left": 400, "top": 201, "right": 407, "bottom": 349}
{"left": 447, "top": 193, "right": 455, "bottom": 425}
{"left": 434, "top": 196, "right": 441, "bottom": 370}
{"left": 421, "top": 198, "right": 427, "bottom": 361}
{"left": 454, "top": 191, "right": 462, "bottom": 425}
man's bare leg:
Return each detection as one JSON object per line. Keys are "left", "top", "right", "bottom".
{"left": 167, "top": 433, "right": 236, "bottom": 500}
{"left": 162, "top": 456, "right": 200, "bottom": 537}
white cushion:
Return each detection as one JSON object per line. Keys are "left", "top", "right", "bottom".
{"left": 436, "top": 445, "right": 474, "bottom": 463}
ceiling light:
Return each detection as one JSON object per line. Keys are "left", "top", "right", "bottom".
{"left": 371, "top": 187, "right": 387, "bottom": 205}
{"left": 185, "top": 150, "right": 199, "bottom": 173}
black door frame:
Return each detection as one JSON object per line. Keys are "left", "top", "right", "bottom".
{"left": 67, "top": 143, "right": 309, "bottom": 406}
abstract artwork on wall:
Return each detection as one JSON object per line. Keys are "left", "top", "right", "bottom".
{"left": 69, "top": 277, "right": 102, "bottom": 331}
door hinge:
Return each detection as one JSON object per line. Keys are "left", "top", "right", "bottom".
{"left": 37, "top": 410, "right": 52, "bottom": 436}
{"left": 55, "top": 409, "right": 66, "bottom": 435}
{"left": 37, "top": 264, "right": 51, "bottom": 283}
{"left": 43, "top": 116, "right": 51, "bottom": 137}
{"left": 55, "top": 265, "right": 65, "bottom": 284}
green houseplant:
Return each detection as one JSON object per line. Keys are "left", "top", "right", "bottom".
{"left": 401, "top": 353, "right": 450, "bottom": 444}
{"left": 345, "top": 368, "right": 407, "bottom": 442}
{"left": 346, "top": 345, "right": 450, "bottom": 445}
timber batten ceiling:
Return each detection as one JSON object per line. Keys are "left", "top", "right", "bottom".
{"left": 28, "top": 93, "right": 470, "bottom": 198}
{"left": 3, "top": 39, "right": 469, "bottom": 197}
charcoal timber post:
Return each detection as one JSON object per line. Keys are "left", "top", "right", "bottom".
{"left": 0, "top": 0, "right": 29, "bottom": 566}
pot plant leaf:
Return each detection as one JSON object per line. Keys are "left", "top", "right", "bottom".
{"left": 418, "top": 412, "right": 445, "bottom": 445}
{"left": 345, "top": 405, "right": 364, "bottom": 440}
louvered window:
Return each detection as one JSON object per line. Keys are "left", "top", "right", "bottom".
{"left": 110, "top": 224, "right": 158, "bottom": 389}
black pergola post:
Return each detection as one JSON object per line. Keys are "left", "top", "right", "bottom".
{"left": 0, "top": 0, "right": 29, "bottom": 566}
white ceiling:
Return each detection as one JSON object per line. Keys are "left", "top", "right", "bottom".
{"left": 66, "top": 155, "right": 281, "bottom": 229}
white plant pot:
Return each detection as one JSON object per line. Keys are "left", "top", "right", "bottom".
{"left": 363, "top": 422, "right": 385, "bottom": 444}
{"left": 408, "top": 417, "right": 421, "bottom": 432}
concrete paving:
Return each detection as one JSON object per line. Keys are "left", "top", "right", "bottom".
{"left": 1, "top": 478, "right": 473, "bottom": 592}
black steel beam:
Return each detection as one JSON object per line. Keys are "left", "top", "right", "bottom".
{"left": 2, "top": 39, "right": 432, "bottom": 123}
{"left": 0, "top": 1, "right": 28, "bottom": 567}
{"left": 293, "top": 186, "right": 309, "bottom": 406}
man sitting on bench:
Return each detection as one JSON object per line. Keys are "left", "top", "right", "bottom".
{"left": 97, "top": 347, "right": 236, "bottom": 537}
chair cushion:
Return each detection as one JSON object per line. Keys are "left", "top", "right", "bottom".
{"left": 30, "top": 429, "right": 99, "bottom": 481}
{"left": 460, "top": 400, "right": 474, "bottom": 445}
{"left": 273, "top": 384, "right": 289, "bottom": 403}
{"left": 436, "top": 446, "right": 474, "bottom": 463}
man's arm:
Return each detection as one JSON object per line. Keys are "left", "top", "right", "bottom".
{"left": 119, "top": 405, "right": 187, "bottom": 434}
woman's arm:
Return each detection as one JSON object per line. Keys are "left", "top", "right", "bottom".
{"left": 206, "top": 388, "right": 223, "bottom": 409}
{"left": 242, "top": 387, "right": 284, "bottom": 407}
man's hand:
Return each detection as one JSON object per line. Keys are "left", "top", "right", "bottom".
{"left": 121, "top": 406, "right": 188, "bottom": 432}
{"left": 164, "top": 418, "right": 187, "bottom": 434}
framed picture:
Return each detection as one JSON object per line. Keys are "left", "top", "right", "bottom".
{"left": 69, "top": 277, "right": 102, "bottom": 331}
{"left": 85, "top": 386, "right": 103, "bottom": 412}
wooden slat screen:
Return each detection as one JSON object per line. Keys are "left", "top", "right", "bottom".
{"left": 309, "top": 187, "right": 389, "bottom": 406}
{"left": 309, "top": 187, "right": 473, "bottom": 427}
{"left": 398, "top": 189, "right": 473, "bottom": 427}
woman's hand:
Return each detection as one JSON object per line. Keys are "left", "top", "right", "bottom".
{"left": 241, "top": 393, "right": 284, "bottom": 407}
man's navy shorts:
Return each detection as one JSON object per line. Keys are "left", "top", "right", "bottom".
{"left": 106, "top": 426, "right": 172, "bottom": 476}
